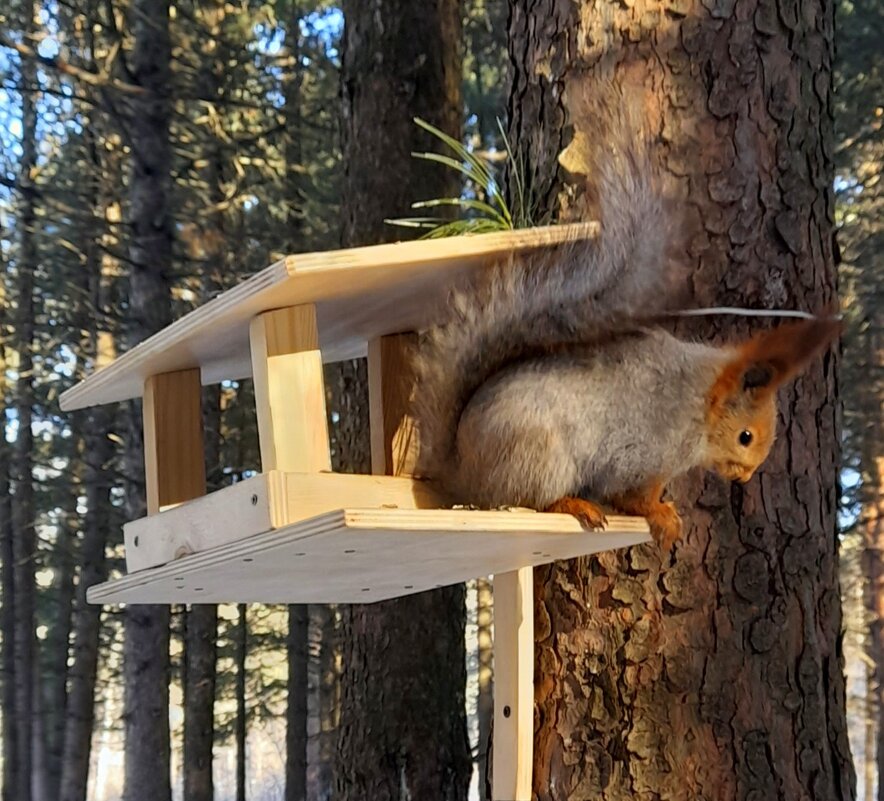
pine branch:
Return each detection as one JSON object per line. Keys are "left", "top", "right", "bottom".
{"left": 0, "top": 31, "right": 147, "bottom": 97}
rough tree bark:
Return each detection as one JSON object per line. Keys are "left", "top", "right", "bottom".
{"left": 122, "top": 1, "right": 174, "bottom": 799}
{"left": 506, "top": 0, "right": 855, "bottom": 798}
{"left": 334, "top": 2, "right": 472, "bottom": 801}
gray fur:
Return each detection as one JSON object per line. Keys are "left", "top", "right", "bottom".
{"left": 450, "top": 330, "right": 729, "bottom": 508}
{"left": 410, "top": 93, "right": 713, "bottom": 508}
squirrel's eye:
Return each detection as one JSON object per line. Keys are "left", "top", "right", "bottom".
{"left": 739, "top": 430, "right": 753, "bottom": 446}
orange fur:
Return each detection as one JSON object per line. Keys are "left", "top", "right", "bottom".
{"left": 545, "top": 497, "right": 608, "bottom": 529}
{"left": 705, "top": 318, "right": 841, "bottom": 483}
{"left": 610, "top": 482, "right": 682, "bottom": 550}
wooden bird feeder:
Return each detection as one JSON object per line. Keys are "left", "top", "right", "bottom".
{"left": 61, "top": 223, "right": 650, "bottom": 801}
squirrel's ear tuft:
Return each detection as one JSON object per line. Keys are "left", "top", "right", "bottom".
{"left": 739, "top": 317, "right": 842, "bottom": 393}
{"left": 741, "top": 363, "right": 775, "bottom": 391}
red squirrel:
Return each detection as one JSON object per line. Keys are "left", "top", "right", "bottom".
{"left": 408, "top": 88, "right": 839, "bottom": 549}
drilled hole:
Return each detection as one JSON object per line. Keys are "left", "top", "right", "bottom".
{"left": 361, "top": 588, "right": 370, "bottom": 592}
{"left": 243, "top": 558, "right": 254, "bottom": 563}
{"left": 294, "top": 552, "right": 306, "bottom": 557}
{"left": 503, "top": 705, "right": 511, "bottom": 718}
{"left": 194, "top": 587, "right": 204, "bottom": 592}
{"left": 134, "top": 536, "right": 140, "bottom": 547}
{"left": 404, "top": 585, "right": 413, "bottom": 589}
{"left": 251, "top": 494, "right": 258, "bottom": 506}
{"left": 344, "top": 549, "right": 356, "bottom": 554}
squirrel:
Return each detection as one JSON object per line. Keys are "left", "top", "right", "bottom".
{"left": 408, "top": 89, "right": 840, "bottom": 549}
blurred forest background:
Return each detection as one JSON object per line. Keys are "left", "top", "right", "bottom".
{"left": 0, "top": 0, "right": 880, "bottom": 800}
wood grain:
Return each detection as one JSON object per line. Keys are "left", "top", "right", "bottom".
{"left": 367, "top": 334, "right": 419, "bottom": 476}
{"left": 124, "top": 471, "right": 441, "bottom": 572}
{"left": 60, "top": 223, "right": 599, "bottom": 411}
{"left": 88, "top": 508, "right": 650, "bottom": 604}
{"left": 250, "top": 306, "right": 331, "bottom": 473}
{"left": 142, "top": 369, "right": 206, "bottom": 516}
{"left": 492, "top": 567, "right": 534, "bottom": 801}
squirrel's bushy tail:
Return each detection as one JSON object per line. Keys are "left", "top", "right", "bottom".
{"left": 410, "top": 87, "right": 684, "bottom": 486}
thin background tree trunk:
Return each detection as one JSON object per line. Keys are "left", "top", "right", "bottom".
{"left": 334, "top": 3, "right": 472, "bottom": 800}
{"left": 0, "top": 219, "right": 18, "bottom": 801}
{"left": 235, "top": 604, "right": 248, "bottom": 801}
{"left": 122, "top": 1, "right": 175, "bottom": 799}
{"left": 12, "top": 3, "right": 40, "bottom": 798}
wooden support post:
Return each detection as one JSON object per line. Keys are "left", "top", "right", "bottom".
{"left": 367, "top": 334, "right": 418, "bottom": 476}
{"left": 492, "top": 567, "right": 534, "bottom": 801}
{"left": 250, "top": 305, "right": 331, "bottom": 473}
{"left": 143, "top": 369, "right": 206, "bottom": 515}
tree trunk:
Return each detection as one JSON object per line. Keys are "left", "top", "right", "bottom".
{"left": 12, "top": 3, "right": 40, "bottom": 797}
{"left": 312, "top": 603, "right": 339, "bottom": 801}
{"left": 235, "top": 604, "right": 248, "bottom": 801}
{"left": 280, "top": 11, "right": 310, "bottom": 798}
{"left": 59, "top": 408, "right": 114, "bottom": 801}
{"left": 59, "top": 105, "right": 121, "bottom": 801}
{"left": 42, "top": 457, "right": 79, "bottom": 801}
{"left": 334, "top": 2, "right": 472, "bottom": 800}
{"left": 123, "top": 1, "right": 174, "bottom": 800}
{"left": 184, "top": 605, "right": 217, "bottom": 801}
{"left": 507, "top": 1, "right": 854, "bottom": 798}
{"left": 476, "top": 579, "right": 493, "bottom": 801}
{"left": 286, "top": 605, "right": 309, "bottom": 801}
{"left": 0, "top": 237, "right": 18, "bottom": 801}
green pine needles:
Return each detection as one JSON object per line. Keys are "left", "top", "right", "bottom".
{"left": 386, "top": 117, "right": 536, "bottom": 238}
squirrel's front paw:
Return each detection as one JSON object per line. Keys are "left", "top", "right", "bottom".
{"left": 545, "top": 497, "right": 608, "bottom": 530}
{"left": 647, "top": 502, "right": 683, "bottom": 550}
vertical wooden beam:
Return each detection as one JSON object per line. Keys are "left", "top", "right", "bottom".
{"left": 492, "top": 567, "right": 534, "bottom": 801}
{"left": 250, "top": 305, "right": 331, "bottom": 473}
{"left": 143, "top": 368, "right": 206, "bottom": 516}
{"left": 367, "top": 334, "right": 418, "bottom": 476}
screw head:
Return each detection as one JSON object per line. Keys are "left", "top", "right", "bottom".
{"left": 503, "top": 705, "right": 511, "bottom": 718}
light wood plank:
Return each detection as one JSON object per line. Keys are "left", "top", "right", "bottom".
{"left": 60, "top": 223, "right": 599, "bottom": 411}
{"left": 143, "top": 369, "right": 206, "bottom": 515}
{"left": 368, "top": 334, "right": 418, "bottom": 476}
{"left": 250, "top": 306, "right": 331, "bottom": 473}
{"left": 88, "top": 508, "right": 649, "bottom": 605}
{"left": 492, "top": 567, "right": 534, "bottom": 801}
{"left": 124, "top": 471, "right": 441, "bottom": 572}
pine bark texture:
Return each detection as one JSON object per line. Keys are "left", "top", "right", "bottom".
{"left": 334, "top": 3, "right": 472, "bottom": 800}
{"left": 123, "top": 1, "right": 174, "bottom": 800}
{"left": 506, "top": 0, "right": 855, "bottom": 799}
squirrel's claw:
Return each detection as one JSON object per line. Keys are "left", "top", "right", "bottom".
{"left": 545, "top": 497, "right": 608, "bottom": 530}
{"left": 647, "top": 502, "right": 683, "bottom": 550}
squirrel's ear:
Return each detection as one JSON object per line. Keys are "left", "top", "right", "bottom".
{"left": 738, "top": 317, "right": 842, "bottom": 394}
